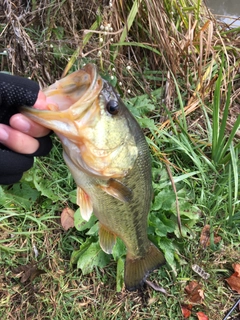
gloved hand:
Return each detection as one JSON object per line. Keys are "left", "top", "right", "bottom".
{"left": 0, "top": 73, "right": 52, "bottom": 185}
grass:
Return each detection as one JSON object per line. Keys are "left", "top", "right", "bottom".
{"left": 0, "top": 0, "right": 240, "bottom": 319}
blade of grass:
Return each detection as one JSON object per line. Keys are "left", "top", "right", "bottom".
{"left": 228, "top": 163, "right": 233, "bottom": 225}
{"left": 113, "top": 0, "right": 143, "bottom": 61}
{"left": 230, "top": 143, "right": 239, "bottom": 207}
{"left": 62, "top": 18, "right": 101, "bottom": 77}
{"left": 212, "top": 65, "right": 222, "bottom": 162}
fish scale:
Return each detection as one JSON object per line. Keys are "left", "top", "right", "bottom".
{"left": 22, "top": 64, "right": 165, "bottom": 290}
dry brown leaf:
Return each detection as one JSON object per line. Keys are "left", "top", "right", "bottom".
{"left": 61, "top": 207, "right": 75, "bottom": 230}
{"left": 181, "top": 304, "right": 192, "bottom": 318}
{"left": 12, "top": 263, "right": 45, "bottom": 283}
{"left": 233, "top": 263, "right": 240, "bottom": 276}
{"left": 226, "top": 263, "right": 240, "bottom": 293}
{"left": 196, "top": 311, "right": 209, "bottom": 320}
{"left": 185, "top": 281, "right": 204, "bottom": 304}
{"left": 200, "top": 225, "right": 221, "bottom": 248}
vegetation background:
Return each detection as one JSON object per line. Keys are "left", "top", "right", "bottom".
{"left": 0, "top": 0, "right": 239, "bottom": 319}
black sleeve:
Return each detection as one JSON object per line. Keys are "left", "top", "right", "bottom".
{"left": 0, "top": 72, "right": 40, "bottom": 124}
{"left": 0, "top": 73, "right": 52, "bottom": 185}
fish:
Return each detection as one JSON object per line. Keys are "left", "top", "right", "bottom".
{"left": 21, "top": 64, "right": 165, "bottom": 290}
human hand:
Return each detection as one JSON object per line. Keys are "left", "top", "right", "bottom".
{"left": 0, "top": 74, "right": 54, "bottom": 184}
{"left": 0, "top": 91, "right": 51, "bottom": 154}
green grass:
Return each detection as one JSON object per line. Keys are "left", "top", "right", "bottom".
{"left": 1, "top": 0, "right": 240, "bottom": 319}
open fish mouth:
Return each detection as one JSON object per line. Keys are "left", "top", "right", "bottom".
{"left": 21, "top": 64, "right": 103, "bottom": 133}
{"left": 21, "top": 64, "right": 138, "bottom": 179}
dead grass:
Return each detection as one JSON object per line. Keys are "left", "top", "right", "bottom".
{"left": 1, "top": 0, "right": 239, "bottom": 135}
{"left": 0, "top": 0, "right": 240, "bottom": 319}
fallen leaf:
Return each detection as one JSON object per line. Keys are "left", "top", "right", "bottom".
{"left": 233, "top": 263, "right": 240, "bottom": 276}
{"left": 185, "top": 281, "right": 204, "bottom": 304}
{"left": 12, "top": 263, "right": 45, "bottom": 283}
{"left": 181, "top": 304, "right": 192, "bottom": 318}
{"left": 226, "top": 263, "right": 240, "bottom": 293}
{"left": 61, "top": 207, "right": 75, "bottom": 230}
{"left": 196, "top": 311, "right": 209, "bottom": 320}
{"left": 200, "top": 225, "right": 221, "bottom": 248}
{"left": 198, "top": 289, "right": 204, "bottom": 300}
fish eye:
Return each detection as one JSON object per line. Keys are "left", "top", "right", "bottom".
{"left": 106, "top": 100, "right": 119, "bottom": 115}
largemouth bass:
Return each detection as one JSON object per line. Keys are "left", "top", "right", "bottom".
{"left": 22, "top": 64, "right": 165, "bottom": 290}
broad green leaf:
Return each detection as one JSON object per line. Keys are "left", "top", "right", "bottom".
{"left": 158, "top": 238, "right": 177, "bottom": 274}
{"left": 2, "top": 183, "right": 40, "bottom": 210}
{"left": 77, "top": 242, "right": 111, "bottom": 275}
{"left": 74, "top": 208, "right": 97, "bottom": 231}
{"left": 152, "top": 190, "right": 176, "bottom": 211}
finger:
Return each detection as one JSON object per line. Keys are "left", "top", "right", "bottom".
{"left": 0, "top": 124, "right": 39, "bottom": 154}
{"left": 33, "top": 90, "right": 48, "bottom": 110}
{"left": 33, "top": 90, "right": 58, "bottom": 110}
{"left": 10, "top": 114, "right": 50, "bottom": 138}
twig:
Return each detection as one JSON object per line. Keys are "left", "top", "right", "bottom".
{"left": 83, "top": 28, "right": 124, "bottom": 35}
{"left": 223, "top": 297, "right": 240, "bottom": 320}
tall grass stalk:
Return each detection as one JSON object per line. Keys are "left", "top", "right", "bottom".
{"left": 113, "top": 0, "right": 142, "bottom": 61}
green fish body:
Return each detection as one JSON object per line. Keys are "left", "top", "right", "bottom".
{"left": 22, "top": 64, "right": 165, "bottom": 290}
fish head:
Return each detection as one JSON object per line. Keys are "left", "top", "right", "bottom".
{"left": 21, "top": 64, "right": 138, "bottom": 179}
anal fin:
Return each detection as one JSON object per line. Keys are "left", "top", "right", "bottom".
{"left": 77, "top": 186, "right": 93, "bottom": 221}
{"left": 99, "top": 178, "right": 132, "bottom": 203}
{"left": 124, "top": 242, "right": 165, "bottom": 291}
{"left": 99, "top": 223, "right": 116, "bottom": 254}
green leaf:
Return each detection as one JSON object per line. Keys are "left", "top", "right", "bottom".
{"left": 2, "top": 182, "right": 40, "bottom": 210}
{"left": 149, "top": 213, "right": 176, "bottom": 237}
{"left": 137, "top": 116, "right": 156, "bottom": 130}
{"left": 33, "top": 172, "right": 58, "bottom": 201}
{"left": 116, "top": 257, "right": 125, "bottom": 292}
{"left": 158, "top": 238, "right": 177, "bottom": 274}
{"left": 70, "top": 240, "right": 92, "bottom": 265}
{"left": 86, "top": 222, "right": 99, "bottom": 236}
{"left": 112, "top": 238, "right": 126, "bottom": 261}
{"left": 152, "top": 190, "right": 176, "bottom": 211}
{"left": 77, "top": 242, "right": 111, "bottom": 275}
{"left": 126, "top": 96, "right": 156, "bottom": 115}
{"left": 74, "top": 208, "right": 97, "bottom": 231}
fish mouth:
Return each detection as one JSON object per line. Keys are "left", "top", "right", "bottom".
{"left": 21, "top": 64, "right": 103, "bottom": 132}
{"left": 21, "top": 64, "right": 138, "bottom": 179}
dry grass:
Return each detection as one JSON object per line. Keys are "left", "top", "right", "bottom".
{"left": 0, "top": 1, "right": 240, "bottom": 319}
{"left": 1, "top": 0, "right": 239, "bottom": 131}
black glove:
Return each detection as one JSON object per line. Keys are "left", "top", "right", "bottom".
{"left": 0, "top": 73, "right": 52, "bottom": 185}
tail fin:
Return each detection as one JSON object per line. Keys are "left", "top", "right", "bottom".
{"left": 124, "top": 242, "right": 165, "bottom": 291}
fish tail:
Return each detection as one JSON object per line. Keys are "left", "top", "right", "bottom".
{"left": 124, "top": 242, "right": 165, "bottom": 291}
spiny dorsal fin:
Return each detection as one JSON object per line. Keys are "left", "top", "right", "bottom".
{"left": 99, "top": 178, "right": 132, "bottom": 203}
{"left": 77, "top": 186, "right": 93, "bottom": 221}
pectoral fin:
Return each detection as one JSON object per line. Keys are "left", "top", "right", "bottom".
{"left": 99, "top": 223, "right": 116, "bottom": 254}
{"left": 99, "top": 179, "right": 132, "bottom": 203}
{"left": 77, "top": 186, "right": 93, "bottom": 221}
